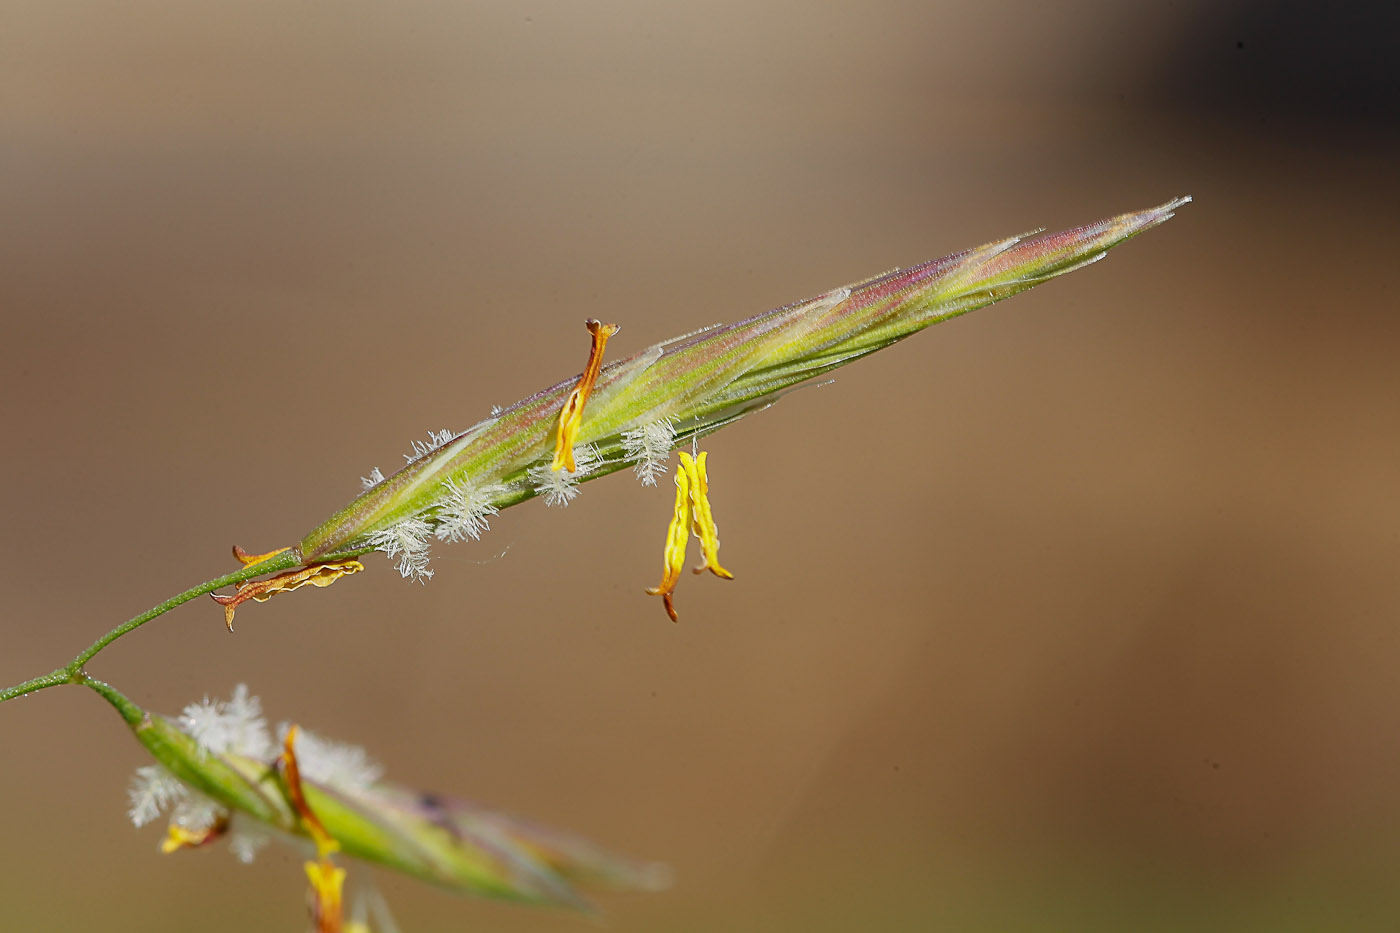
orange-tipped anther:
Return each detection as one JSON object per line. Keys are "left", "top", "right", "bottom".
{"left": 552, "top": 319, "right": 620, "bottom": 473}
{"left": 211, "top": 559, "right": 363, "bottom": 631}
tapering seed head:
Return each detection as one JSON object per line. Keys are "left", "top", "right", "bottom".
{"left": 297, "top": 199, "right": 1189, "bottom": 574}
{"left": 126, "top": 686, "right": 670, "bottom": 908}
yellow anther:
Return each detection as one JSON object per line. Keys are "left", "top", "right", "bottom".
{"left": 305, "top": 858, "right": 347, "bottom": 933}
{"left": 645, "top": 450, "right": 734, "bottom": 621}
{"left": 551, "top": 319, "right": 620, "bottom": 473}
{"left": 645, "top": 460, "right": 692, "bottom": 622}
{"left": 159, "top": 817, "right": 228, "bottom": 853}
{"left": 681, "top": 451, "right": 733, "bottom": 580}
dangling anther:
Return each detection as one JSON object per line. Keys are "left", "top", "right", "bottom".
{"left": 645, "top": 460, "right": 692, "bottom": 622}
{"left": 644, "top": 450, "right": 735, "bottom": 622}
{"left": 682, "top": 451, "right": 733, "bottom": 580}
{"left": 212, "top": 557, "right": 363, "bottom": 631}
{"left": 552, "top": 319, "right": 620, "bottom": 473}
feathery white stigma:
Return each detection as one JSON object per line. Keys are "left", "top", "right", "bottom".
{"left": 278, "top": 724, "right": 383, "bottom": 794}
{"left": 367, "top": 516, "right": 435, "bottom": 581}
{"left": 435, "top": 477, "right": 501, "bottom": 543}
{"left": 530, "top": 444, "right": 599, "bottom": 507}
{"left": 133, "top": 684, "right": 277, "bottom": 829}
{"left": 170, "top": 794, "right": 224, "bottom": 833}
{"left": 228, "top": 824, "right": 271, "bottom": 864}
{"left": 127, "top": 765, "right": 186, "bottom": 828}
{"left": 177, "top": 683, "right": 274, "bottom": 759}
{"left": 403, "top": 428, "right": 458, "bottom": 464}
{"left": 360, "top": 466, "right": 386, "bottom": 490}
{"left": 622, "top": 419, "right": 677, "bottom": 486}
{"left": 126, "top": 686, "right": 385, "bottom": 863}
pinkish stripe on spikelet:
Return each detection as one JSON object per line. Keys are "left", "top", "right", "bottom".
{"left": 300, "top": 198, "right": 1189, "bottom": 562}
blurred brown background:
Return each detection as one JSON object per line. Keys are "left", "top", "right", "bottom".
{"left": 3, "top": 1, "right": 1398, "bottom": 930}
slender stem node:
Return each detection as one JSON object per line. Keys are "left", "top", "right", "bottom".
{"left": 0, "top": 546, "right": 345, "bottom": 707}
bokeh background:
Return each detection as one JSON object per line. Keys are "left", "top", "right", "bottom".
{"left": 3, "top": 1, "right": 1399, "bottom": 930}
